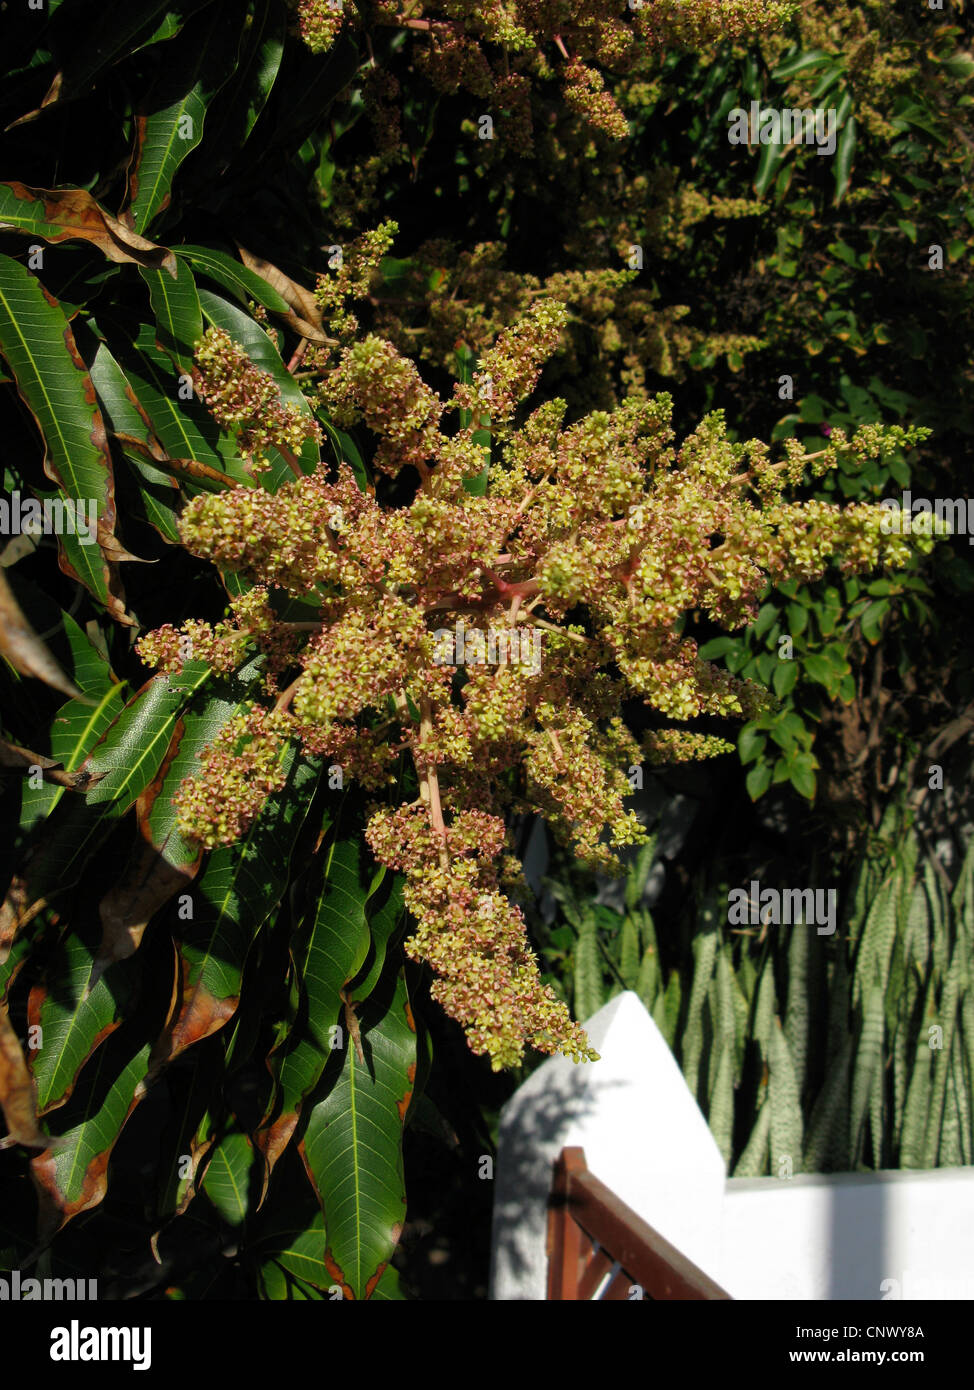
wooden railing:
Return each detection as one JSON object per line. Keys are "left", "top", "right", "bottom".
{"left": 546, "top": 1146, "right": 732, "bottom": 1300}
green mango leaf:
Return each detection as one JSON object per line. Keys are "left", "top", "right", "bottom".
{"left": 28, "top": 924, "right": 137, "bottom": 1115}
{"left": 30, "top": 1033, "right": 152, "bottom": 1234}
{"left": 139, "top": 259, "right": 204, "bottom": 373}
{"left": 269, "top": 827, "right": 375, "bottom": 1127}
{"left": 0, "top": 254, "right": 124, "bottom": 616}
{"left": 87, "top": 337, "right": 183, "bottom": 541}
{"left": 770, "top": 49, "right": 832, "bottom": 81}
{"left": 124, "top": 8, "right": 241, "bottom": 234}
{"left": 156, "top": 746, "right": 320, "bottom": 1064}
{"left": 174, "top": 245, "right": 290, "bottom": 313}
{"left": 202, "top": 0, "right": 287, "bottom": 158}
{"left": 4, "top": 666, "right": 212, "bottom": 927}
{"left": 200, "top": 1129, "right": 262, "bottom": 1227}
{"left": 45, "top": 0, "right": 187, "bottom": 97}
{"left": 299, "top": 967, "right": 416, "bottom": 1300}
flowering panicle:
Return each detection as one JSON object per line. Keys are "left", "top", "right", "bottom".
{"left": 140, "top": 236, "right": 934, "bottom": 1070}
{"left": 194, "top": 327, "right": 321, "bottom": 470}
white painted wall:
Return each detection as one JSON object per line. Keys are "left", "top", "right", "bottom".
{"left": 490, "top": 990, "right": 974, "bottom": 1300}
{"left": 489, "top": 991, "right": 726, "bottom": 1300}
{"left": 719, "top": 1169, "right": 974, "bottom": 1300}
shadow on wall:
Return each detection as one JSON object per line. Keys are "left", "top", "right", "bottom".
{"left": 489, "top": 1071, "right": 608, "bottom": 1290}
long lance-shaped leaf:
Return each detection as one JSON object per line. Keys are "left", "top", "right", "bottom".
{"left": 18, "top": 686, "right": 126, "bottom": 836}
{"left": 124, "top": 8, "right": 242, "bottom": 235}
{"left": 299, "top": 966, "right": 416, "bottom": 1300}
{"left": 769, "top": 1016, "right": 803, "bottom": 1176}
{"left": 682, "top": 920, "right": 719, "bottom": 1100}
{"left": 151, "top": 749, "right": 320, "bottom": 1067}
{"left": 87, "top": 338, "right": 182, "bottom": 542}
{"left": 732, "top": 1096, "right": 771, "bottom": 1177}
{"left": 260, "top": 823, "right": 389, "bottom": 1167}
{"left": 346, "top": 865, "right": 405, "bottom": 1002}
{"left": 95, "top": 657, "right": 266, "bottom": 972}
{"left": 95, "top": 318, "right": 252, "bottom": 485}
{"left": 922, "top": 945, "right": 965, "bottom": 1169}
{"left": 573, "top": 910, "right": 602, "bottom": 1023}
{"left": 0, "top": 664, "right": 212, "bottom": 959}
{"left": 899, "top": 975, "right": 938, "bottom": 1168}
{"left": 850, "top": 984, "right": 885, "bottom": 1167}
{"left": 139, "top": 260, "right": 203, "bottom": 374}
{"left": 174, "top": 245, "right": 290, "bottom": 314}
{"left": 803, "top": 1034, "right": 853, "bottom": 1172}
{"left": 0, "top": 254, "right": 130, "bottom": 620}
{"left": 153, "top": 1042, "right": 223, "bottom": 1224}
{"left": 708, "top": 1041, "right": 734, "bottom": 1168}
{"left": 201, "top": 0, "right": 287, "bottom": 163}
{"left": 0, "top": 184, "right": 176, "bottom": 273}
{"left": 30, "top": 1034, "right": 151, "bottom": 1239}
{"left": 10, "top": 2, "right": 215, "bottom": 128}
{"left": 24, "top": 1, "right": 187, "bottom": 115}
{"left": 27, "top": 923, "right": 138, "bottom": 1115}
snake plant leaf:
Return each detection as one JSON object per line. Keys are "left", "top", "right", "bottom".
{"left": 803, "top": 1034, "right": 853, "bottom": 1172}
{"left": 682, "top": 922, "right": 719, "bottom": 1099}
{"left": 922, "top": 946, "right": 965, "bottom": 1168}
{"left": 573, "top": 909, "right": 603, "bottom": 1022}
{"left": 619, "top": 913, "right": 641, "bottom": 989}
{"left": 733, "top": 1097, "right": 770, "bottom": 1177}
{"left": 898, "top": 978, "right": 937, "bottom": 1169}
{"left": 769, "top": 1017, "right": 803, "bottom": 1176}
{"left": 850, "top": 983, "right": 885, "bottom": 1168}
{"left": 708, "top": 1041, "right": 735, "bottom": 1168}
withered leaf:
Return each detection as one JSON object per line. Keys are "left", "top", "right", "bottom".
{"left": 235, "top": 245, "right": 331, "bottom": 344}
{"left": 0, "top": 567, "right": 87, "bottom": 701}
{"left": 0, "top": 1002, "right": 48, "bottom": 1151}
{"left": 0, "top": 183, "right": 177, "bottom": 276}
